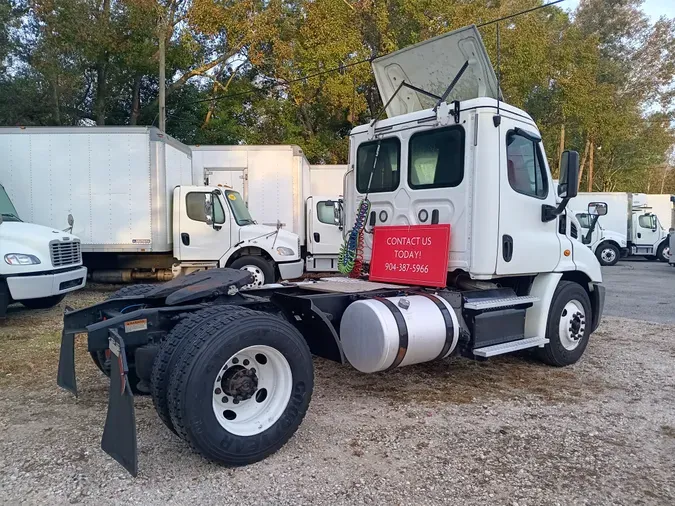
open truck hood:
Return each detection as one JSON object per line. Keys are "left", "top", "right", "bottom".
{"left": 372, "top": 24, "right": 500, "bottom": 118}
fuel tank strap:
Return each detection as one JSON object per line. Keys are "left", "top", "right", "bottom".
{"left": 374, "top": 297, "right": 409, "bottom": 371}
{"left": 416, "top": 292, "right": 454, "bottom": 360}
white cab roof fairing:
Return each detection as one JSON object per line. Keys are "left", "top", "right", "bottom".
{"left": 372, "top": 25, "right": 501, "bottom": 118}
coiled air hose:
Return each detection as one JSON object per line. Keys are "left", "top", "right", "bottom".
{"left": 338, "top": 198, "right": 371, "bottom": 276}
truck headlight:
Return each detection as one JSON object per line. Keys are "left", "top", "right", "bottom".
{"left": 4, "top": 253, "right": 41, "bottom": 265}
{"left": 276, "top": 247, "right": 295, "bottom": 256}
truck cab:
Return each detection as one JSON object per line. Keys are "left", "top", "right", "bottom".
{"left": 0, "top": 183, "right": 87, "bottom": 317}
{"left": 172, "top": 186, "right": 303, "bottom": 285}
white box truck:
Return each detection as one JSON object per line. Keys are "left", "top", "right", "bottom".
{"left": 0, "top": 183, "right": 87, "bottom": 317}
{"left": 569, "top": 192, "right": 671, "bottom": 265}
{"left": 191, "top": 146, "right": 344, "bottom": 272}
{"left": 0, "top": 127, "right": 303, "bottom": 285}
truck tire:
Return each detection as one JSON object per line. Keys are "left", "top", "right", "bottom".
{"left": 229, "top": 256, "right": 275, "bottom": 287}
{"left": 90, "top": 283, "right": 156, "bottom": 390}
{"left": 595, "top": 243, "right": 619, "bottom": 266}
{"left": 20, "top": 294, "right": 66, "bottom": 310}
{"left": 150, "top": 305, "right": 251, "bottom": 435}
{"left": 166, "top": 307, "right": 313, "bottom": 466}
{"left": 537, "top": 281, "right": 592, "bottom": 367}
{"left": 656, "top": 241, "right": 669, "bottom": 263}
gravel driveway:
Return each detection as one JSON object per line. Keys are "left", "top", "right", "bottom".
{"left": 0, "top": 284, "right": 674, "bottom": 505}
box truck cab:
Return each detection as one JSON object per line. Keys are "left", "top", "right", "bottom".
{"left": 0, "top": 183, "right": 86, "bottom": 317}
{"left": 172, "top": 185, "right": 303, "bottom": 284}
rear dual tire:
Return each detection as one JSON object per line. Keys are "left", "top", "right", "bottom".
{"left": 153, "top": 306, "right": 313, "bottom": 466}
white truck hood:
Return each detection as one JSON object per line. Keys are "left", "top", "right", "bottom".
{"left": 0, "top": 221, "right": 81, "bottom": 274}
{"left": 237, "top": 224, "right": 301, "bottom": 262}
{"left": 372, "top": 24, "right": 500, "bottom": 118}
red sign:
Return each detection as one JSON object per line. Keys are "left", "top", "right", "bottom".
{"left": 369, "top": 224, "right": 451, "bottom": 287}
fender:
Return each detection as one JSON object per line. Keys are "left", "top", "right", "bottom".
{"left": 524, "top": 272, "right": 562, "bottom": 339}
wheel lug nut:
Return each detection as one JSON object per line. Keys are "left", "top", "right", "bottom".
{"left": 250, "top": 368, "right": 256, "bottom": 374}
{"left": 233, "top": 399, "right": 239, "bottom": 405}
{"left": 215, "top": 388, "right": 222, "bottom": 395}
{"left": 222, "top": 396, "right": 228, "bottom": 403}
{"left": 243, "top": 359, "right": 249, "bottom": 366}
{"left": 232, "top": 358, "right": 239, "bottom": 364}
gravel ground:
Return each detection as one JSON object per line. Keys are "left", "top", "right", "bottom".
{"left": 0, "top": 283, "right": 674, "bottom": 505}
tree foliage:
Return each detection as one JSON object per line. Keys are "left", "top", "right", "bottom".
{"left": 0, "top": 0, "right": 672, "bottom": 192}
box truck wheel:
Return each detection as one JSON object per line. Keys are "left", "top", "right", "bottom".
{"left": 150, "top": 305, "right": 252, "bottom": 436}
{"left": 595, "top": 242, "right": 619, "bottom": 266}
{"left": 537, "top": 281, "right": 592, "bottom": 367}
{"left": 166, "top": 308, "right": 313, "bottom": 466}
{"left": 656, "top": 241, "right": 669, "bottom": 263}
{"left": 20, "top": 294, "right": 66, "bottom": 310}
{"left": 89, "top": 283, "right": 156, "bottom": 391}
{"left": 229, "top": 256, "right": 275, "bottom": 287}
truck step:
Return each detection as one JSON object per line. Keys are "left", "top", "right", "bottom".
{"left": 473, "top": 336, "right": 549, "bottom": 358}
{"left": 464, "top": 295, "right": 539, "bottom": 311}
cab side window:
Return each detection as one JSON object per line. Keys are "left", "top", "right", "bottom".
{"left": 638, "top": 214, "right": 656, "bottom": 229}
{"left": 316, "top": 201, "right": 337, "bottom": 225}
{"left": 506, "top": 131, "right": 548, "bottom": 199}
{"left": 186, "top": 192, "right": 225, "bottom": 224}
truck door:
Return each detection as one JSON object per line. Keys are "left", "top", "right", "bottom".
{"left": 177, "top": 188, "right": 231, "bottom": 261}
{"left": 635, "top": 213, "right": 660, "bottom": 248}
{"left": 496, "top": 120, "right": 561, "bottom": 274}
{"left": 204, "top": 168, "right": 246, "bottom": 197}
{"left": 306, "top": 196, "right": 342, "bottom": 256}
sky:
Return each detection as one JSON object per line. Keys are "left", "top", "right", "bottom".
{"left": 564, "top": 0, "right": 675, "bottom": 21}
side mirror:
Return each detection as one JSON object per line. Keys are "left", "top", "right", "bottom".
{"left": 204, "top": 195, "right": 214, "bottom": 227}
{"left": 588, "top": 202, "right": 607, "bottom": 216}
{"left": 558, "top": 150, "right": 580, "bottom": 199}
{"left": 67, "top": 213, "right": 74, "bottom": 227}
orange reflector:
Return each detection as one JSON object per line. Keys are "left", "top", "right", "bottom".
{"left": 564, "top": 249, "right": 571, "bottom": 257}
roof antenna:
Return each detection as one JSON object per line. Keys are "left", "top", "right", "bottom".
{"left": 493, "top": 22, "right": 502, "bottom": 127}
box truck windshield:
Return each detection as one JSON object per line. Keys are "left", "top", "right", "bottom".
{"left": 224, "top": 190, "right": 254, "bottom": 225}
{"left": 0, "top": 185, "right": 20, "bottom": 222}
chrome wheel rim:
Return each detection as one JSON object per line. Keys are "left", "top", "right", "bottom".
{"left": 558, "top": 300, "right": 586, "bottom": 351}
{"left": 600, "top": 248, "right": 616, "bottom": 264}
{"left": 240, "top": 265, "right": 265, "bottom": 288}
{"left": 212, "top": 345, "right": 292, "bottom": 437}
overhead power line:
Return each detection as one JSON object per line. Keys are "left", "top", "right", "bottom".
{"left": 180, "top": 0, "right": 568, "bottom": 108}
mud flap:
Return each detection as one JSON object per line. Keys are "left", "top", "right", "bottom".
{"left": 101, "top": 329, "right": 138, "bottom": 477}
{"left": 56, "top": 327, "right": 78, "bottom": 396}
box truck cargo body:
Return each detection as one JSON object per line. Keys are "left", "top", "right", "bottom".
{"left": 0, "top": 127, "right": 192, "bottom": 254}
{"left": 191, "top": 146, "right": 343, "bottom": 272}
{"left": 0, "top": 128, "right": 303, "bottom": 284}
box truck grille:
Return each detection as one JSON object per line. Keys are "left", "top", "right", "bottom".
{"left": 50, "top": 240, "right": 82, "bottom": 267}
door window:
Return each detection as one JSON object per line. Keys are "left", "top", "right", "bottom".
{"left": 316, "top": 201, "right": 336, "bottom": 225}
{"left": 186, "top": 192, "right": 225, "bottom": 224}
{"left": 576, "top": 213, "right": 591, "bottom": 228}
{"left": 506, "top": 131, "right": 548, "bottom": 199}
{"left": 408, "top": 126, "right": 465, "bottom": 189}
{"left": 356, "top": 138, "right": 400, "bottom": 193}
{"left": 638, "top": 214, "right": 657, "bottom": 229}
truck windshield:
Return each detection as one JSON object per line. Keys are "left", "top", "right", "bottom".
{"left": 224, "top": 190, "right": 254, "bottom": 226}
{"left": 0, "top": 185, "right": 21, "bottom": 222}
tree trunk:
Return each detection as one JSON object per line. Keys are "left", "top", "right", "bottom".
{"left": 130, "top": 74, "right": 142, "bottom": 125}
{"left": 577, "top": 138, "right": 590, "bottom": 191}
{"left": 557, "top": 123, "right": 565, "bottom": 177}
{"left": 52, "top": 80, "right": 61, "bottom": 125}
{"left": 660, "top": 166, "right": 670, "bottom": 194}
{"left": 587, "top": 141, "right": 594, "bottom": 192}
{"left": 94, "top": 0, "right": 111, "bottom": 126}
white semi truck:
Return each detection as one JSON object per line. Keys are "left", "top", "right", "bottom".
{"left": 0, "top": 183, "right": 86, "bottom": 317}
{"left": 56, "top": 25, "right": 605, "bottom": 477}
{"left": 191, "top": 146, "right": 345, "bottom": 272}
{"left": 0, "top": 127, "right": 303, "bottom": 286}
{"left": 569, "top": 192, "right": 671, "bottom": 265}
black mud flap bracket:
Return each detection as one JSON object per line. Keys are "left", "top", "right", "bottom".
{"left": 271, "top": 292, "right": 346, "bottom": 364}
{"left": 57, "top": 305, "right": 86, "bottom": 396}
{"left": 101, "top": 328, "right": 138, "bottom": 477}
